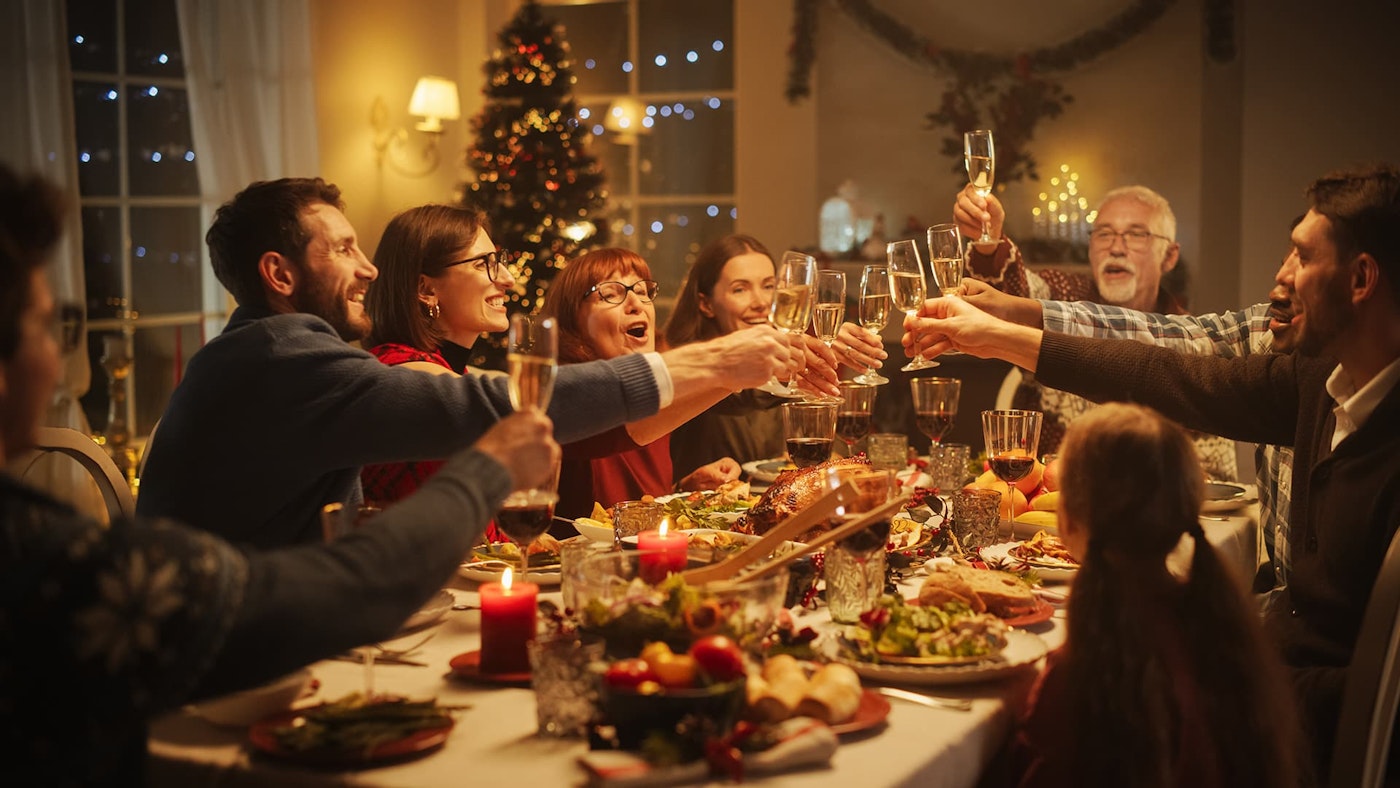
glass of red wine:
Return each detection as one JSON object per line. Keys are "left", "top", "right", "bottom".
{"left": 836, "top": 382, "right": 876, "bottom": 456}
{"left": 980, "top": 409, "right": 1043, "bottom": 521}
{"left": 911, "top": 377, "right": 962, "bottom": 453}
{"left": 781, "top": 402, "right": 838, "bottom": 469}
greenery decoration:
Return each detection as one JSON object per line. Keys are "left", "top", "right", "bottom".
{"left": 787, "top": 0, "right": 1178, "bottom": 183}
{"left": 462, "top": 0, "right": 609, "bottom": 369}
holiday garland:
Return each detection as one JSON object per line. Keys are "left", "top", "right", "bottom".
{"left": 788, "top": 0, "right": 1178, "bottom": 183}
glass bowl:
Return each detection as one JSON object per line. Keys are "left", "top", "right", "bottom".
{"left": 595, "top": 678, "right": 746, "bottom": 752}
{"left": 574, "top": 550, "right": 789, "bottom": 659}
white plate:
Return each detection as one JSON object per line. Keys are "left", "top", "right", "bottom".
{"left": 980, "top": 541, "right": 1079, "bottom": 583}
{"left": 742, "top": 457, "right": 794, "bottom": 485}
{"left": 835, "top": 629, "right": 1048, "bottom": 686}
{"left": 457, "top": 561, "right": 562, "bottom": 585}
{"left": 572, "top": 519, "right": 615, "bottom": 543}
{"left": 1201, "top": 481, "right": 1256, "bottom": 513}
{"left": 399, "top": 589, "right": 454, "bottom": 631}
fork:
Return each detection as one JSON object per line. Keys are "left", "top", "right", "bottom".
{"left": 372, "top": 631, "right": 436, "bottom": 659}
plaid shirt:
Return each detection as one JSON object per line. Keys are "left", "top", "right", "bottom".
{"left": 1040, "top": 300, "right": 1293, "bottom": 598}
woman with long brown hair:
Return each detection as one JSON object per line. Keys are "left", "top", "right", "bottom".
{"left": 1011, "top": 403, "right": 1301, "bottom": 787}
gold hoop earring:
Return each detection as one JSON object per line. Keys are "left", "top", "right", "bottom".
{"left": 427, "top": 302, "right": 441, "bottom": 320}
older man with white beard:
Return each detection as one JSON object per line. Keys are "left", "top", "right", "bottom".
{"left": 950, "top": 183, "right": 1237, "bottom": 478}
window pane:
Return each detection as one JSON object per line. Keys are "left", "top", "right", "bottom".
{"left": 133, "top": 324, "right": 195, "bottom": 435}
{"left": 638, "top": 0, "right": 733, "bottom": 92}
{"left": 67, "top": 0, "right": 117, "bottom": 73}
{"left": 639, "top": 99, "right": 734, "bottom": 195}
{"left": 632, "top": 203, "right": 735, "bottom": 291}
{"left": 576, "top": 111, "right": 632, "bottom": 197}
{"left": 128, "top": 85, "right": 199, "bottom": 196}
{"left": 125, "top": 0, "right": 186, "bottom": 76}
{"left": 552, "top": 2, "right": 629, "bottom": 95}
{"left": 73, "top": 81, "right": 120, "bottom": 196}
{"left": 131, "top": 207, "right": 203, "bottom": 314}
{"left": 81, "top": 206, "right": 124, "bottom": 320}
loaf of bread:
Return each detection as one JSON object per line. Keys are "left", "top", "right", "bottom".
{"left": 919, "top": 564, "right": 1035, "bottom": 618}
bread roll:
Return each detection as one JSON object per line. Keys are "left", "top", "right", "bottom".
{"left": 795, "top": 663, "right": 863, "bottom": 724}
{"left": 752, "top": 655, "right": 808, "bottom": 722}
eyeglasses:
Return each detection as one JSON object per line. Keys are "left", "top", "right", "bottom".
{"left": 51, "top": 303, "right": 84, "bottom": 354}
{"left": 589, "top": 279, "right": 659, "bottom": 304}
{"left": 1088, "top": 227, "right": 1173, "bottom": 251}
{"left": 447, "top": 249, "right": 507, "bottom": 281}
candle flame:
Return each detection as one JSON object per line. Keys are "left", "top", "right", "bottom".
{"left": 502, "top": 566, "right": 514, "bottom": 590}
{"left": 658, "top": 517, "right": 670, "bottom": 537}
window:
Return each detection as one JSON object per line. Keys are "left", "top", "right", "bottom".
{"left": 547, "top": 0, "right": 736, "bottom": 307}
{"left": 67, "top": 0, "right": 222, "bottom": 441}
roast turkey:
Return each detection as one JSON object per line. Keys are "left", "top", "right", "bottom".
{"left": 738, "top": 456, "right": 870, "bottom": 541}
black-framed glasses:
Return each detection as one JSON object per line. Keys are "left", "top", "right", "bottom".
{"left": 447, "top": 249, "right": 506, "bottom": 281}
{"left": 1088, "top": 227, "right": 1172, "bottom": 251}
{"left": 52, "top": 303, "right": 84, "bottom": 354}
{"left": 589, "top": 279, "right": 659, "bottom": 304}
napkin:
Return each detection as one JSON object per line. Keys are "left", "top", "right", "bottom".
{"left": 578, "top": 717, "right": 838, "bottom": 787}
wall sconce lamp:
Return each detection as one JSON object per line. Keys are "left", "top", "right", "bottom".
{"left": 603, "top": 96, "right": 648, "bottom": 145}
{"left": 371, "top": 75, "right": 461, "bottom": 177}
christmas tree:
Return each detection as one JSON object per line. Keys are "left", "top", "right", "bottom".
{"left": 462, "top": 0, "right": 609, "bottom": 369}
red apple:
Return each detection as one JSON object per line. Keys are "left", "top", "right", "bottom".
{"left": 688, "top": 635, "right": 746, "bottom": 683}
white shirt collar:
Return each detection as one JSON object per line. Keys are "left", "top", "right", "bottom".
{"left": 1325, "top": 356, "right": 1400, "bottom": 450}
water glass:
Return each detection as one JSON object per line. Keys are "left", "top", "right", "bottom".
{"left": 529, "top": 634, "right": 606, "bottom": 737}
{"left": 826, "top": 542, "right": 886, "bottom": 624}
{"left": 559, "top": 536, "right": 614, "bottom": 612}
{"left": 929, "top": 443, "right": 972, "bottom": 494}
{"left": 611, "top": 500, "right": 666, "bottom": 541}
{"left": 951, "top": 487, "right": 1003, "bottom": 553}
{"left": 866, "top": 432, "right": 908, "bottom": 472}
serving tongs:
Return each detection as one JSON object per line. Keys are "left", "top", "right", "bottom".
{"left": 678, "top": 480, "right": 863, "bottom": 585}
{"left": 735, "top": 493, "right": 912, "bottom": 582}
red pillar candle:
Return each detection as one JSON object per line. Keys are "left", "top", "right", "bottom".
{"left": 637, "top": 520, "right": 689, "bottom": 583}
{"left": 479, "top": 568, "right": 539, "bottom": 675}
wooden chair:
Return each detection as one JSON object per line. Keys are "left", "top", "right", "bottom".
{"left": 32, "top": 427, "right": 135, "bottom": 523}
{"left": 1330, "top": 526, "right": 1400, "bottom": 788}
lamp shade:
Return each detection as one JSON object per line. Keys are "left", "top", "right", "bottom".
{"left": 408, "top": 76, "right": 460, "bottom": 132}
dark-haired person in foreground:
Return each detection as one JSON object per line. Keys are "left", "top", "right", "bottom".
{"left": 138, "top": 178, "right": 805, "bottom": 548}
{"left": 0, "top": 164, "right": 558, "bottom": 783}
{"left": 905, "top": 163, "right": 1400, "bottom": 776}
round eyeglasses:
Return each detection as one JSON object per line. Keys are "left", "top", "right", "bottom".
{"left": 589, "top": 279, "right": 659, "bottom": 304}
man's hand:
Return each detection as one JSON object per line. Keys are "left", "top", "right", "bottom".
{"left": 953, "top": 184, "right": 1006, "bottom": 250}
{"left": 664, "top": 324, "right": 800, "bottom": 393}
{"left": 677, "top": 457, "right": 741, "bottom": 491}
{"left": 901, "top": 295, "right": 1042, "bottom": 371}
{"left": 959, "top": 279, "right": 1044, "bottom": 327}
{"left": 473, "top": 410, "right": 560, "bottom": 491}
{"left": 829, "top": 322, "right": 887, "bottom": 375}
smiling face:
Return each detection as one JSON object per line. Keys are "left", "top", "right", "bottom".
{"left": 1292, "top": 209, "right": 1357, "bottom": 357}
{"left": 1089, "top": 196, "right": 1178, "bottom": 311}
{"left": 291, "top": 203, "right": 377, "bottom": 341}
{"left": 580, "top": 268, "right": 656, "bottom": 358}
{"left": 422, "top": 230, "right": 513, "bottom": 345}
{"left": 698, "top": 252, "right": 775, "bottom": 335}
{"left": 1266, "top": 245, "right": 1303, "bottom": 353}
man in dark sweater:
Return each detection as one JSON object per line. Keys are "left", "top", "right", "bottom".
{"left": 903, "top": 163, "right": 1400, "bottom": 775}
{"left": 139, "top": 178, "right": 806, "bottom": 547}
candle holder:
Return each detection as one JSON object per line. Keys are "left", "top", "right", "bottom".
{"left": 98, "top": 332, "right": 139, "bottom": 492}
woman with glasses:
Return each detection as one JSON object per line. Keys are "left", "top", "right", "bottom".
{"left": 542, "top": 248, "right": 754, "bottom": 521}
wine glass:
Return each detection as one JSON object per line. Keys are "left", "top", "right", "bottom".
{"left": 911, "top": 377, "right": 961, "bottom": 453}
{"left": 887, "top": 239, "right": 936, "bottom": 371}
{"left": 781, "top": 402, "right": 837, "bottom": 469}
{"left": 926, "top": 223, "right": 967, "bottom": 359}
{"left": 756, "top": 251, "right": 815, "bottom": 398}
{"left": 852, "top": 264, "right": 890, "bottom": 385}
{"left": 808, "top": 270, "right": 847, "bottom": 404}
{"left": 835, "top": 381, "right": 875, "bottom": 456}
{"left": 981, "top": 409, "right": 1042, "bottom": 521}
{"left": 501, "top": 313, "right": 560, "bottom": 578}
{"left": 964, "top": 129, "right": 996, "bottom": 243}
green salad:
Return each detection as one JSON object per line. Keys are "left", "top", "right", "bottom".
{"left": 839, "top": 595, "right": 1009, "bottom": 663}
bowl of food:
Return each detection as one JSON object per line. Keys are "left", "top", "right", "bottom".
{"left": 574, "top": 551, "right": 789, "bottom": 659}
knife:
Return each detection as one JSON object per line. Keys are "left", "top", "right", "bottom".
{"left": 876, "top": 686, "right": 973, "bottom": 712}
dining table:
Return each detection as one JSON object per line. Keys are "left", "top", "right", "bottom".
{"left": 146, "top": 505, "right": 1258, "bottom": 788}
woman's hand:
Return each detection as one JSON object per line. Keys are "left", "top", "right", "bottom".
{"left": 677, "top": 457, "right": 741, "bottom": 492}
{"left": 829, "top": 322, "right": 886, "bottom": 374}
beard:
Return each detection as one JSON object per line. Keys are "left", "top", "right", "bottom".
{"left": 1297, "top": 272, "right": 1353, "bottom": 356}
{"left": 292, "top": 274, "right": 371, "bottom": 342}
{"left": 1096, "top": 272, "right": 1138, "bottom": 305}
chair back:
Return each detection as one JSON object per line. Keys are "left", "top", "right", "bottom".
{"left": 31, "top": 427, "right": 135, "bottom": 522}
{"left": 1330, "top": 525, "right": 1400, "bottom": 788}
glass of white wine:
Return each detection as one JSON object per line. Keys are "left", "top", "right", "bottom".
{"left": 501, "top": 314, "right": 560, "bottom": 578}
{"left": 925, "top": 223, "right": 966, "bottom": 359}
{"left": 852, "top": 264, "right": 890, "bottom": 385}
{"left": 808, "top": 269, "right": 846, "bottom": 403}
{"left": 887, "top": 239, "right": 936, "bottom": 371}
{"left": 964, "top": 129, "right": 996, "bottom": 243}
{"left": 757, "top": 251, "right": 815, "bottom": 398}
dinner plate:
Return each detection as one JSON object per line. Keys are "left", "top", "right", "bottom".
{"left": 398, "top": 589, "right": 454, "bottom": 632}
{"left": 1000, "top": 597, "right": 1055, "bottom": 628}
{"left": 457, "top": 561, "right": 562, "bottom": 585}
{"left": 835, "top": 629, "right": 1047, "bottom": 686}
{"left": 1201, "top": 481, "right": 1256, "bottom": 513}
{"left": 247, "top": 706, "right": 454, "bottom": 767}
{"left": 828, "top": 689, "right": 891, "bottom": 736}
{"left": 742, "top": 457, "right": 794, "bottom": 485}
{"left": 979, "top": 542, "right": 1078, "bottom": 583}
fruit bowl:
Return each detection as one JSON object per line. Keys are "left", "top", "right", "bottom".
{"left": 595, "top": 678, "right": 747, "bottom": 752}
{"left": 574, "top": 551, "right": 789, "bottom": 659}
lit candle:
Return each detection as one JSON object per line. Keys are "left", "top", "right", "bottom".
{"left": 636, "top": 518, "right": 688, "bottom": 582}
{"left": 479, "top": 567, "right": 539, "bottom": 675}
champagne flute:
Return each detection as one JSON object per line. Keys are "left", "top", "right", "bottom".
{"left": 852, "top": 264, "right": 890, "bottom": 385}
{"left": 757, "top": 251, "right": 815, "bottom": 398}
{"left": 781, "top": 402, "right": 837, "bottom": 469}
{"left": 910, "top": 377, "right": 961, "bottom": 453}
{"left": 500, "top": 314, "right": 560, "bottom": 578}
{"left": 981, "top": 409, "right": 1042, "bottom": 521}
{"left": 808, "top": 270, "right": 847, "bottom": 404}
{"left": 836, "top": 381, "right": 875, "bottom": 456}
{"left": 964, "top": 129, "right": 996, "bottom": 243}
{"left": 926, "top": 223, "right": 966, "bottom": 358}
{"left": 887, "top": 239, "right": 936, "bottom": 371}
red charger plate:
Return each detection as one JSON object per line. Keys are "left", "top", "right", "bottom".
{"left": 827, "top": 689, "right": 891, "bottom": 736}
{"left": 247, "top": 707, "right": 453, "bottom": 767}
{"left": 448, "top": 649, "right": 532, "bottom": 685}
